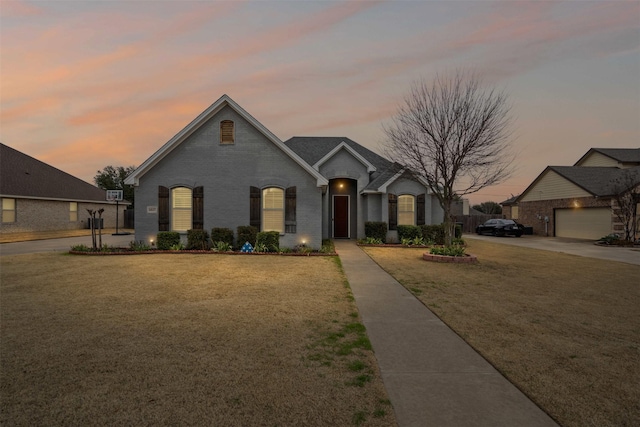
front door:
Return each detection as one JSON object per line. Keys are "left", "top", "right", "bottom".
{"left": 333, "top": 195, "right": 349, "bottom": 238}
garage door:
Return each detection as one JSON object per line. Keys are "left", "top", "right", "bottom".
{"left": 555, "top": 208, "right": 611, "bottom": 239}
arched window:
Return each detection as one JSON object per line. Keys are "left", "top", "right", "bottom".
{"left": 220, "top": 120, "right": 234, "bottom": 144}
{"left": 171, "top": 187, "right": 192, "bottom": 232}
{"left": 398, "top": 195, "right": 415, "bottom": 226}
{"left": 262, "top": 187, "right": 284, "bottom": 233}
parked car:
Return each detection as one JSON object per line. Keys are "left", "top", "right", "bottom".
{"left": 476, "top": 219, "right": 524, "bottom": 237}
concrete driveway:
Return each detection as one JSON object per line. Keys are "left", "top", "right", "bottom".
{"left": 0, "top": 234, "right": 135, "bottom": 256}
{"left": 465, "top": 233, "right": 640, "bottom": 266}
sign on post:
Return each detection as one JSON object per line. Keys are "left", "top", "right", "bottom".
{"left": 106, "top": 189, "right": 124, "bottom": 235}
{"left": 106, "top": 189, "right": 123, "bottom": 201}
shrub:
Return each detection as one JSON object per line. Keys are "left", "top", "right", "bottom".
{"left": 213, "top": 241, "right": 232, "bottom": 252}
{"left": 211, "top": 227, "right": 234, "bottom": 246}
{"left": 237, "top": 225, "right": 258, "bottom": 248}
{"left": 430, "top": 245, "right": 466, "bottom": 257}
{"left": 397, "top": 225, "right": 422, "bottom": 241}
{"left": 157, "top": 231, "right": 181, "bottom": 250}
{"left": 187, "top": 229, "right": 210, "bottom": 250}
{"left": 129, "top": 240, "right": 152, "bottom": 251}
{"left": 364, "top": 221, "right": 387, "bottom": 242}
{"left": 360, "top": 237, "right": 383, "bottom": 245}
{"left": 70, "top": 244, "right": 90, "bottom": 252}
{"left": 169, "top": 242, "right": 184, "bottom": 251}
{"left": 421, "top": 224, "right": 445, "bottom": 245}
{"left": 256, "top": 231, "right": 279, "bottom": 252}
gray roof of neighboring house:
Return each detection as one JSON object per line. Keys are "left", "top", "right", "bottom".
{"left": 549, "top": 165, "right": 640, "bottom": 197}
{"left": 575, "top": 148, "right": 640, "bottom": 165}
{"left": 0, "top": 143, "right": 107, "bottom": 202}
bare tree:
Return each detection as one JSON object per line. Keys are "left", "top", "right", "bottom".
{"left": 383, "top": 70, "right": 515, "bottom": 245}
{"left": 610, "top": 168, "right": 640, "bottom": 242}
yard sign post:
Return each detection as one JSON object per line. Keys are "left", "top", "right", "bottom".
{"left": 106, "top": 189, "right": 124, "bottom": 235}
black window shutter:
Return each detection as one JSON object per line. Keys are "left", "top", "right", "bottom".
{"left": 285, "top": 186, "right": 296, "bottom": 233}
{"left": 192, "top": 186, "right": 204, "bottom": 230}
{"left": 158, "top": 186, "right": 170, "bottom": 231}
{"left": 417, "top": 193, "right": 426, "bottom": 226}
{"left": 250, "top": 186, "right": 261, "bottom": 230}
{"left": 388, "top": 193, "right": 397, "bottom": 230}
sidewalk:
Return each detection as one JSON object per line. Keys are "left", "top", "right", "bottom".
{"left": 334, "top": 240, "right": 558, "bottom": 427}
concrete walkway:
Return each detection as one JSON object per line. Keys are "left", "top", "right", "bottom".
{"left": 334, "top": 240, "right": 558, "bottom": 427}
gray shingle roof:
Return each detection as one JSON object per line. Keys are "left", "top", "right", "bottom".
{"left": 0, "top": 143, "right": 107, "bottom": 201}
{"left": 549, "top": 165, "right": 640, "bottom": 197}
{"left": 576, "top": 148, "right": 640, "bottom": 165}
{"left": 283, "top": 137, "right": 400, "bottom": 191}
{"left": 283, "top": 137, "right": 393, "bottom": 171}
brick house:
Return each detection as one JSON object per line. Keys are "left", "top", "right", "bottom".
{"left": 124, "top": 95, "right": 444, "bottom": 248}
{"left": 0, "top": 143, "right": 127, "bottom": 234}
{"left": 503, "top": 148, "right": 640, "bottom": 239}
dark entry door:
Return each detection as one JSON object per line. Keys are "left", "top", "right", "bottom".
{"left": 333, "top": 195, "right": 349, "bottom": 238}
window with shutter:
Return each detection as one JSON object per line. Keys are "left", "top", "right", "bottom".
{"left": 250, "top": 186, "right": 261, "bottom": 229}
{"left": 192, "top": 186, "right": 204, "bottom": 230}
{"left": 417, "top": 194, "right": 426, "bottom": 225}
{"left": 388, "top": 194, "right": 397, "bottom": 230}
{"left": 158, "top": 186, "right": 170, "bottom": 231}
{"left": 263, "top": 187, "right": 284, "bottom": 233}
{"left": 398, "top": 195, "right": 415, "bottom": 226}
{"left": 285, "top": 186, "right": 296, "bottom": 233}
{"left": 171, "top": 187, "right": 192, "bottom": 232}
{"left": 220, "top": 120, "right": 234, "bottom": 144}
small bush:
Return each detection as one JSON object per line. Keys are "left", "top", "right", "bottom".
{"left": 129, "top": 240, "right": 152, "bottom": 251}
{"left": 237, "top": 225, "right": 258, "bottom": 248}
{"left": 256, "top": 231, "right": 279, "bottom": 252}
{"left": 360, "top": 237, "right": 383, "bottom": 245}
{"left": 430, "top": 245, "right": 466, "bottom": 257}
{"left": 397, "top": 225, "right": 422, "bottom": 241}
{"left": 169, "top": 242, "right": 184, "bottom": 251}
{"left": 187, "top": 229, "right": 210, "bottom": 250}
{"left": 365, "top": 221, "right": 387, "bottom": 242}
{"left": 320, "top": 239, "right": 335, "bottom": 253}
{"left": 157, "top": 231, "right": 181, "bottom": 250}
{"left": 211, "top": 228, "right": 234, "bottom": 246}
{"left": 70, "top": 244, "right": 90, "bottom": 252}
{"left": 213, "top": 241, "right": 232, "bottom": 252}
{"left": 421, "top": 224, "right": 445, "bottom": 245}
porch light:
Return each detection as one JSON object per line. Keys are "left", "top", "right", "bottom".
{"left": 573, "top": 200, "right": 580, "bottom": 208}
{"left": 339, "top": 183, "right": 344, "bottom": 188}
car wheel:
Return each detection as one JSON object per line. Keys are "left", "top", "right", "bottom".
{"left": 491, "top": 229, "right": 498, "bottom": 237}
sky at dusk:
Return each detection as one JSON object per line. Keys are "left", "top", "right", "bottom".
{"left": 1, "top": 0, "right": 639, "bottom": 205}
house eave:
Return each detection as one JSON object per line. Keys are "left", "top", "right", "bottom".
{"left": 312, "top": 141, "right": 377, "bottom": 173}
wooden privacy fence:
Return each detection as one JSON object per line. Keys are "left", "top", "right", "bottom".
{"left": 454, "top": 214, "right": 503, "bottom": 233}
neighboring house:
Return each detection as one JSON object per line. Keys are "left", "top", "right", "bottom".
{"left": 504, "top": 148, "right": 640, "bottom": 239}
{"left": 0, "top": 143, "right": 127, "bottom": 234}
{"left": 124, "top": 95, "right": 443, "bottom": 248}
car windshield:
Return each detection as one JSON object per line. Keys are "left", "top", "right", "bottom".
{"left": 497, "top": 219, "right": 516, "bottom": 225}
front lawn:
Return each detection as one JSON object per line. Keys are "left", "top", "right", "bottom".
{"left": 363, "top": 240, "right": 640, "bottom": 427}
{"left": 0, "top": 253, "right": 395, "bottom": 426}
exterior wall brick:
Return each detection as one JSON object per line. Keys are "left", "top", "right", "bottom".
{"left": 134, "top": 105, "right": 323, "bottom": 249}
{"left": 517, "top": 196, "right": 612, "bottom": 236}
{"left": 0, "top": 198, "right": 125, "bottom": 234}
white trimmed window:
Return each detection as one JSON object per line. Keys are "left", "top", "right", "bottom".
{"left": 512, "top": 206, "right": 519, "bottom": 220}
{"left": 398, "top": 195, "right": 415, "bottom": 226}
{"left": 171, "top": 187, "right": 192, "bottom": 232}
{"left": 2, "top": 198, "right": 16, "bottom": 223}
{"left": 263, "top": 187, "right": 284, "bottom": 233}
{"left": 220, "top": 120, "right": 235, "bottom": 144}
{"left": 69, "top": 202, "right": 78, "bottom": 222}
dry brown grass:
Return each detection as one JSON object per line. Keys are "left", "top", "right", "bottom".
{"left": 1, "top": 253, "right": 395, "bottom": 426}
{"left": 363, "top": 240, "right": 640, "bottom": 427}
